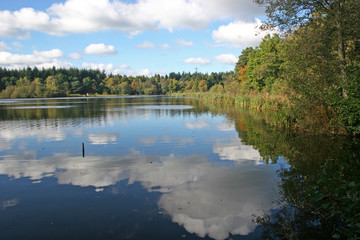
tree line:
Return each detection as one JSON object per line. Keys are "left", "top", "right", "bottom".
{"left": 0, "top": 66, "right": 231, "bottom": 98}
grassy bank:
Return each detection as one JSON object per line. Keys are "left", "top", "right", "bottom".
{"left": 174, "top": 91, "right": 293, "bottom": 127}
{"left": 173, "top": 89, "right": 348, "bottom": 135}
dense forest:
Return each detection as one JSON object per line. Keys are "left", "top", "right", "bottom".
{"left": 1, "top": 0, "right": 359, "bottom": 135}
{"left": 0, "top": 66, "right": 231, "bottom": 97}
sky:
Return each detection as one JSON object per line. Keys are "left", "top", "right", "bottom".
{"left": 0, "top": 0, "right": 272, "bottom": 76}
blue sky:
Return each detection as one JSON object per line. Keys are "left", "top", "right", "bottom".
{"left": 0, "top": 0, "right": 271, "bottom": 76}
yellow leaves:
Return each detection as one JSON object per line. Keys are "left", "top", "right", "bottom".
{"left": 238, "top": 65, "right": 248, "bottom": 82}
{"left": 198, "top": 79, "right": 208, "bottom": 92}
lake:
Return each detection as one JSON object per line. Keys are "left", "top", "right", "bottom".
{"left": 0, "top": 96, "right": 358, "bottom": 240}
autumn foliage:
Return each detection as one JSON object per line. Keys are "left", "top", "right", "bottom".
{"left": 238, "top": 66, "right": 248, "bottom": 82}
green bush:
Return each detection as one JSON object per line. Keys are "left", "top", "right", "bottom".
{"left": 340, "top": 63, "right": 360, "bottom": 134}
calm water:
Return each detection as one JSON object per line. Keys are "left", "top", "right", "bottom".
{"left": 0, "top": 95, "right": 341, "bottom": 240}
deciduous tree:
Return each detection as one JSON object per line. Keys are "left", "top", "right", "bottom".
{"left": 255, "top": 0, "right": 360, "bottom": 95}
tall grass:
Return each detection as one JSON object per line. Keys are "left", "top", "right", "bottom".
{"left": 174, "top": 82, "right": 298, "bottom": 132}
{"left": 173, "top": 80, "right": 350, "bottom": 134}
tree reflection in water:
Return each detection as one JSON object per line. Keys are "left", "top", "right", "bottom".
{"left": 200, "top": 99, "right": 360, "bottom": 240}
{"left": 241, "top": 125, "right": 360, "bottom": 239}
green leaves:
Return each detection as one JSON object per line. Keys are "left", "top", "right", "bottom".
{"left": 246, "top": 34, "right": 284, "bottom": 91}
{"left": 312, "top": 193, "right": 325, "bottom": 202}
{"left": 332, "top": 233, "right": 340, "bottom": 239}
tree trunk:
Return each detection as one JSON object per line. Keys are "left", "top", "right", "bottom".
{"left": 336, "top": 1, "right": 348, "bottom": 97}
{"left": 337, "top": 23, "right": 347, "bottom": 96}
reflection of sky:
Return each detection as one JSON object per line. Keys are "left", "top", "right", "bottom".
{"left": 0, "top": 97, "right": 280, "bottom": 240}
{"left": 185, "top": 119, "right": 235, "bottom": 132}
{"left": 213, "top": 137, "right": 262, "bottom": 165}
{"left": 0, "top": 140, "right": 12, "bottom": 151}
{"left": 184, "top": 121, "right": 210, "bottom": 129}
{"left": 0, "top": 120, "right": 66, "bottom": 142}
{"left": 138, "top": 137, "right": 158, "bottom": 146}
{"left": 88, "top": 133, "right": 118, "bottom": 145}
{"left": 159, "top": 167, "right": 277, "bottom": 240}
{"left": 216, "top": 120, "right": 235, "bottom": 131}
{"left": 2, "top": 198, "right": 19, "bottom": 210}
{"left": 135, "top": 105, "right": 194, "bottom": 110}
{"left": 0, "top": 149, "right": 278, "bottom": 240}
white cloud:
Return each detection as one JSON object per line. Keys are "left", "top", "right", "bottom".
{"left": 12, "top": 41, "right": 23, "bottom": 50}
{"left": 0, "top": 41, "right": 10, "bottom": 51}
{"left": 81, "top": 62, "right": 164, "bottom": 76}
{"left": 34, "top": 49, "right": 64, "bottom": 58}
{"left": 193, "top": 0, "right": 265, "bottom": 21}
{"left": 176, "top": 39, "right": 193, "bottom": 47}
{"left": 126, "top": 30, "right": 142, "bottom": 39}
{"left": 0, "top": 8, "right": 49, "bottom": 39}
{"left": 34, "top": 60, "right": 73, "bottom": 69}
{"left": 81, "top": 62, "right": 128, "bottom": 74}
{"left": 3, "top": 60, "right": 73, "bottom": 70}
{"left": 204, "top": 42, "right": 226, "bottom": 48}
{"left": 212, "top": 18, "right": 275, "bottom": 48}
{"left": 84, "top": 43, "right": 117, "bottom": 55}
{"left": 0, "top": 49, "right": 64, "bottom": 65}
{"left": 69, "top": 52, "right": 82, "bottom": 60}
{"left": 184, "top": 57, "right": 211, "bottom": 66}
{"left": 136, "top": 41, "right": 171, "bottom": 50}
{"left": 159, "top": 43, "right": 171, "bottom": 50}
{"left": 135, "top": 40, "right": 156, "bottom": 49}
{"left": 126, "top": 68, "right": 152, "bottom": 76}
{"left": 13, "top": 8, "right": 51, "bottom": 32}
{"left": 0, "top": 0, "right": 264, "bottom": 38}
{"left": 214, "top": 54, "right": 237, "bottom": 65}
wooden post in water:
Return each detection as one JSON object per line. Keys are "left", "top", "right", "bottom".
{"left": 82, "top": 142, "right": 85, "bottom": 158}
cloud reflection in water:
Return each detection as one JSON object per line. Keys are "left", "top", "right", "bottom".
{"left": 213, "top": 137, "right": 262, "bottom": 165}
{"left": 88, "top": 133, "right": 118, "bottom": 145}
{"left": 0, "top": 120, "right": 66, "bottom": 142}
{"left": 0, "top": 147, "right": 278, "bottom": 240}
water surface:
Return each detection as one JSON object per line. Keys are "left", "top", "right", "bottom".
{"left": 0, "top": 96, "right": 283, "bottom": 240}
